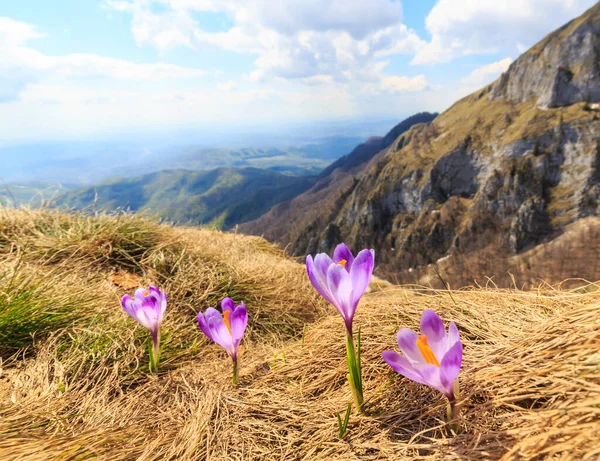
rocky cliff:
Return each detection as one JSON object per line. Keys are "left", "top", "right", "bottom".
{"left": 490, "top": 4, "right": 600, "bottom": 108}
{"left": 241, "top": 3, "right": 600, "bottom": 284}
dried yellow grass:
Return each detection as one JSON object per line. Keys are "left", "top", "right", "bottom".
{"left": 0, "top": 207, "right": 599, "bottom": 460}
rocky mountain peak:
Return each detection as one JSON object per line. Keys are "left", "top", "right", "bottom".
{"left": 490, "top": 2, "right": 600, "bottom": 108}
{"left": 242, "top": 5, "right": 600, "bottom": 287}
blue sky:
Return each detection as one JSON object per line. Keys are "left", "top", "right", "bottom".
{"left": 0, "top": 0, "right": 597, "bottom": 142}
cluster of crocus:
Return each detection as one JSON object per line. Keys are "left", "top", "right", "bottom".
{"left": 306, "top": 243, "right": 375, "bottom": 409}
{"left": 122, "top": 287, "right": 248, "bottom": 383}
{"left": 121, "top": 242, "right": 464, "bottom": 432}
{"left": 306, "top": 244, "right": 464, "bottom": 425}
{"left": 121, "top": 286, "right": 167, "bottom": 373}
{"left": 382, "top": 309, "right": 463, "bottom": 423}
{"left": 197, "top": 297, "right": 248, "bottom": 386}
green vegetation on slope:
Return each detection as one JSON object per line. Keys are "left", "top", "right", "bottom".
{"left": 54, "top": 167, "right": 316, "bottom": 229}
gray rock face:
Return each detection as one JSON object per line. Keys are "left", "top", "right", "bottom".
{"left": 490, "top": 3, "right": 600, "bottom": 108}
{"left": 307, "top": 119, "right": 600, "bottom": 271}
{"left": 509, "top": 198, "right": 552, "bottom": 252}
{"left": 425, "top": 142, "right": 484, "bottom": 203}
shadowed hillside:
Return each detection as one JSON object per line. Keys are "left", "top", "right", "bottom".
{"left": 0, "top": 207, "right": 599, "bottom": 460}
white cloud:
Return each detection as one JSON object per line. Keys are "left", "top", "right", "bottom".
{"left": 0, "top": 13, "right": 445, "bottom": 141}
{"left": 0, "top": 17, "right": 45, "bottom": 46}
{"left": 216, "top": 80, "right": 237, "bottom": 91}
{"left": 381, "top": 75, "right": 428, "bottom": 93}
{"left": 50, "top": 55, "right": 206, "bottom": 80}
{"left": 301, "top": 75, "right": 334, "bottom": 86}
{"left": 461, "top": 57, "right": 512, "bottom": 87}
{"left": 106, "top": 0, "right": 426, "bottom": 83}
{"left": 412, "top": 0, "right": 597, "bottom": 64}
{"left": 0, "top": 17, "right": 207, "bottom": 102}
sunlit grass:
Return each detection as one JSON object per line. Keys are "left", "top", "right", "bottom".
{"left": 0, "top": 207, "right": 598, "bottom": 460}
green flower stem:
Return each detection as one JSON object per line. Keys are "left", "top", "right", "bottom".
{"left": 446, "top": 380, "right": 461, "bottom": 434}
{"left": 149, "top": 330, "right": 160, "bottom": 374}
{"left": 232, "top": 357, "right": 239, "bottom": 387}
{"left": 345, "top": 330, "right": 364, "bottom": 410}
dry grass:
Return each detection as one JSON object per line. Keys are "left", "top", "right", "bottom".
{"left": 0, "top": 207, "right": 599, "bottom": 460}
{"left": 408, "top": 217, "right": 600, "bottom": 290}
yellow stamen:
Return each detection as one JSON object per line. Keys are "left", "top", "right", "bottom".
{"left": 223, "top": 310, "right": 232, "bottom": 335}
{"left": 144, "top": 291, "right": 150, "bottom": 297}
{"left": 416, "top": 335, "right": 440, "bottom": 367}
{"left": 338, "top": 259, "right": 347, "bottom": 268}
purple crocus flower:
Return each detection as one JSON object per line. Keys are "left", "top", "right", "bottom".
{"left": 306, "top": 243, "right": 374, "bottom": 410}
{"left": 197, "top": 297, "right": 248, "bottom": 386}
{"left": 121, "top": 286, "right": 167, "bottom": 372}
{"left": 383, "top": 309, "right": 463, "bottom": 414}
{"left": 306, "top": 243, "right": 375, "bottom": 335}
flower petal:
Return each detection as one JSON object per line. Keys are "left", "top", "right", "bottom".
{"left": 326, "top": 262, "right": 354, "bottom": 321}
{"left": 134, "top": 287, "right": 147, "bottom": 302}
{"left": 204, "top": 307, "right": 235, "bottom": 356}
{"left": 333, "top": 243, "right": 355, "bottom": 271}
{"left": 382, "top": 350, "right": 429, "bottom": 385}
{"left": 229, "top": 302, "right": 248, "bottom": 350}
{"left": 221, "top": 297, "right": 235, "bottom": 312}
{"left": 306, "top": 254, "right": 335, "bottom": 305}
{"left": 448, "top": 321, "right": 460, "bottom": 347}
{"left": 413, "top": 362, "right": 447, "bottom": 395}
{"left": 135, "top": 305, "right": 156, "bottom": 331}
{"left": 121, "top": 294, "right": 134, "bottom": 316}
{"left": 397, "top": 328, "right": 426, "bottom": 364}
{"left": 420, "top": 310, "right": 448, "bottom": 362}
{"left": 313, "top": 253, "right": 334, "bottom": 279}
{"left": 440, "top": 340, "right": 463, "bottom": 395}
{"left": 349, "top": 249, "right": 374, "bottom": 307}
{"left": 159, "top": 291, "right": 167, "bottom": 321}
{"left": 197, "top": 310, "right": 213, "bottom": 342}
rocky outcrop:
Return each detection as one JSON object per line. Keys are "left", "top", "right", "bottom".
{"left": 490, "top": 3, "right": 600, "bottom": 108}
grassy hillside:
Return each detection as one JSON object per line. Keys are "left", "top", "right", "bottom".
{"left": 0, "top": 207, "right": 598, "bottom": 459}
{"left": 54, "top": 167, "right": 315, "bottom": 229}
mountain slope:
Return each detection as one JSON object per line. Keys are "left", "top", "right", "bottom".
{"left": 239, "top": 112, "right": 438, "bottom": 247}
{"left": 242, "top": 3, "right": 600, "bottom": 286}
{"left": 1, "top": 208, "right": 599, "bottom": 459}
{"left": 55, "top": 168, "right": 315, "bottom": 229}
{"left": 317, "top": 113, "right": 438, "bottom": 179}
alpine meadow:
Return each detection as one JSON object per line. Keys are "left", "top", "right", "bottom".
{"left": 2, "top": 2, "right": 600, "bottom": 460}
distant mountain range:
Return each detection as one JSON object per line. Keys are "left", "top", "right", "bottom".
{"left": 0, "top": 183, "right": 67, "bottom": 207}
{"left": 48, "top": 113, "right": 436, "bottom": 229}
{"left": 0, "top": 135, "right": 365, "bottom": 186}
{"left": 54, "top": 168, "right": 316, "bottom": 229}
{"left": 241, "top": 3, "right": 600, "bottom": 286}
